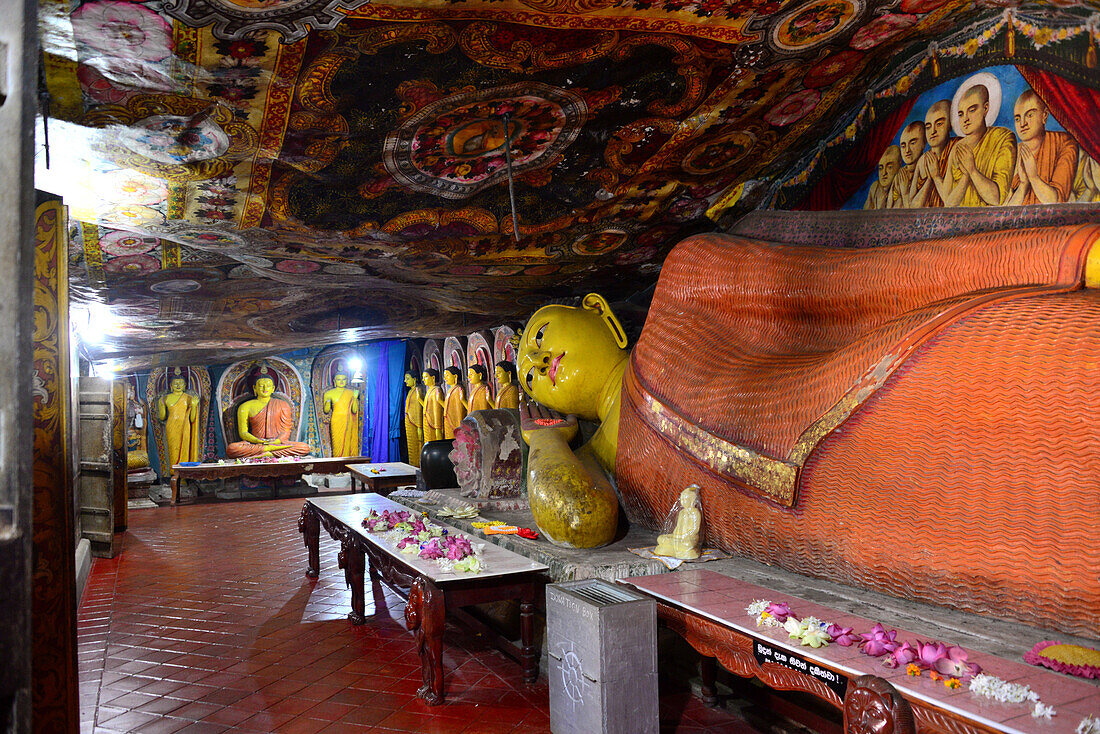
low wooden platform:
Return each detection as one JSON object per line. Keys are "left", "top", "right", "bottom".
{"left": 346, "top": 462, "right": 417, "bottom": 495}
{"left": 170, "top": 456, "right": 369, "bottom": 504}
{"left": 621, "top": 569, "right": 1099, "bottom": 734}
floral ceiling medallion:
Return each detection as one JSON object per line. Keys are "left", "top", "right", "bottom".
{"left": 383, "top": 82, "right": 588, "bottom": 201}
{"left": 161, "top": 0, "right": 373, "bottom": 42}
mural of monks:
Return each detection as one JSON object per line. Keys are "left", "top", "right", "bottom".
{"left": 864, "top": 146, "right": 902, "bottom": 210}
{"left": 915, "top": 100, "right": 956, "bottom": 208}
{"left": 846, "top": 68, "right": 1091, "bottom": 211}
{"left": 1007, "top": 90, "right": 1078, "bottom": 205}
{"left": 890, "top": 122, "right": 926, "bottom": 208}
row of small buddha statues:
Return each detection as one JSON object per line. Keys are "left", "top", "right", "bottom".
{"left": 403, "top": 361, "right": 520, "bottom": 466}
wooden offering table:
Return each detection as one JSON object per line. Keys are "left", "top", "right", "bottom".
{"left": 170, "top": 455, "right": 369, "bottom": 504}
{"left": 346, "top": 461, "right": 418, "bottom": 496}
{"left": 298, "top": 494, "right": 548, "bottom": 705}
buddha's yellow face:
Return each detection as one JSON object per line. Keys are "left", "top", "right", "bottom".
{"left": 495, "top": 365, "right": 509, "bottom": 385}
{"left": 517, "top": 294, "right": 628, "bottom": 420}
{"left": 334, "top": 374, "right": 348, "bottom": 389}
{"left": 422, "top": 371, "right": 436, "bottom": 387}
{"left": 254, "top": 377, "right": 275, "bottom": 398}
{"left": 169, "top": 378, "right": 185, "bottom": 394}
{"left": 443, "top": 369, "right": 459, "bottom": 387}
{"left": 468, "top": 368, "right": 483, "bottom": 385}
{"left": 404, "top": 373, "right": 417, "bottom": 388}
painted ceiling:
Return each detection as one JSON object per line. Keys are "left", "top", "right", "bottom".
{"left": 36, "top": 0, "right": 1099, "bottom": 370}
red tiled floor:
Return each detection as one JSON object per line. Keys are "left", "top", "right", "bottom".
{"left": 78, "top": 498, "right": 768, "bottom": 733}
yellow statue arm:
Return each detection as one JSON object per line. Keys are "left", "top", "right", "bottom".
{"left": 322, "top": 392, "right": 334, "bottom": 415}
{"left": 351, "top": 390, "right": 359, "bottom": 414}
{"left": 156, "top": 395, "right": 167, "bottom": 422}
{"left": 188, "top": 393, "right": 199, "bottom": 423}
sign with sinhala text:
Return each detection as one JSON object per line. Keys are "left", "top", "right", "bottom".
{"left": 753, "top": 640, "right": 848, "bottom": 700}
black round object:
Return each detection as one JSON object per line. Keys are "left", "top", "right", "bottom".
{"left": 420, "top": 439, "right": 457, "bottom": 489}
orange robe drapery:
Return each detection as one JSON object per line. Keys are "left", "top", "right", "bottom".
{"left": 164, "top": 394, "right": 199, "bottom": 466}
{"left": 328, "top": 388, "right": 360, "bottom": 457}
{"left": 226, "top": 398, "right": 310, "bottom": 458}
{"left": 1011, "top": 131, "right": 1078, "bottom": 205}
{"left": 495, "top": 383, "right": 519, "bottom": 410}
{"left": 467, "top": 383, "right": 491, "bottom": 412}
{"left": 404, "top": 387, "right": 424, "bottom": 466}
{"left": 423, "top": 386, "right": 445, "bottom": 442}
{"left": 444, "top": 385, "right": 466, "bottom": 439}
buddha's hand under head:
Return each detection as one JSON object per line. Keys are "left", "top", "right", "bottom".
{"left": 519, "top": 398, "right": 578, "bottom": 445}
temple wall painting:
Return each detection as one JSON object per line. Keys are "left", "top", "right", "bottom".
{"left": 842, "top": 66, "right": 1094, "bottom": 211}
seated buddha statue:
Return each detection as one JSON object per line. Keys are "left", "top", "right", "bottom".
{"left": 516, "top": 293, "right": 627, "bottom": 548}
{"left": 443, "top": 366, "right": 467, "bottom": 440}
{"left": 156, "top": 368, "right": 200, "bottom": 467}
{"left": 494, "top": 360, "right": 520, "bottom": 410}
{"left": 421, "top": 369, "right": 445, "bottom": 443}
{"left": 653, "top": 485, "right": 703, "bottom": 560}
{"left": 322, "top": 372, "right": 360, "bottom": 456}
{"left": 464, "top": 364, "right": 492, "bottom": 413}
{"left": 225, "top": 370, "right": 310, "bottom": 458}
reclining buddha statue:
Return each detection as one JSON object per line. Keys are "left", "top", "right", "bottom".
{"left": 518, "top": 222, "right": 1100, "bottom": 637}
{"left": 226, "top": 367, "right": 311, "bottom": 458}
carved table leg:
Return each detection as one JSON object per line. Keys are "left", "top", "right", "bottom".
{"left": 843, "top": 675, "right": 914, "bottom": 734}
{"left": 298, "top": 504, "right": 320, "bottom": 578}
{"left": 170, "top": 473, "right": 179, "bottom": 505}
{"left": 520, "top": 583, "right": 539, "bottom": 684}
{"left": 700, "top": 655, "right": 718, "bottom": 707}
{"left": 338, "top": 537, "right": 367, "bottom": 624}
{"left": 405, "top": 577, "right": 446, "bottom": 705}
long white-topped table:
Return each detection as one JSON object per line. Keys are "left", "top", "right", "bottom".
{"left": 297, "top": 494, "right": 548, "bottom": 705}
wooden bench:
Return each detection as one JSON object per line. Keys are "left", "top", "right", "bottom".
{"left": 345, "top": 461, "right": 417, "bottom": 496}
{"left": 298, "top": 494, "right": 548, "bottom": 705}
{"left": 620, "top": 569, "right": 1099, "bottom": 734}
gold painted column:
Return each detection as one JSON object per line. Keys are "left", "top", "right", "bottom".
{"left": 31, "top": 199, "right": 79, "bottom": 733}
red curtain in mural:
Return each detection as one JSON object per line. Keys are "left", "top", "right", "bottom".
{"left": 1017, "top": 66, "right": 1100, "bottom": 162}
{"left": 794, "top": 99, "right": 917, "bottom": 211}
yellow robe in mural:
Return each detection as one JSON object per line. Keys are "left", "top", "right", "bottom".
{"left": 164, "top": 393, "right": 199, "bottom": 466}
{"left": 423, "top": 386, "right": 445, "bottom": 442}
{"left": 1012, "top": 131, "right": 1078, "bottom": 205}
{"left": 951, "top": 127, "right": 1016, "bottom": 207}
{"left": 404, "top": 387, "right": 423, "bottom": 466}
{"left": 328, "top": 388, "right": 360, "bottom": 456}
{"left": 444, "top": 385, "right": 466, "bottom": 440}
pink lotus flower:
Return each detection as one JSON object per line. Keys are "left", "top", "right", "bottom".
{"left": 884, "top": 642, "right": 917, "bottom": 668}
{"left": 915, "top": 641, "right": 948, "bottom": 669}
{"left": 934, "top": 646, "right": 981, "bottom": 678}
{"left": 859, "top": 624, "right": 899, "bottom": 657}
{"left": 765, "top": 602, "right": 792, "bottom": 623}
{"left": 826, "top": 624, "right": 857, "bottom": 646}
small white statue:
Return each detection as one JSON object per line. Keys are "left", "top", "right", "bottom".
{"left": 653, "top": 484, "right": 703, "bottom": 560}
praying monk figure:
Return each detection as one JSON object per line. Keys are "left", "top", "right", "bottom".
{"left": 322, "top": 372, "right": 360, "bottom": 456}
{"left": 156, "top": 368, "right": 200, "bottom": 466}
{"left": 891, "top": 122, "right": 926, "bottom": 208}
{"left": 443, "top": 366, "right": 467, "bottom": 440}
{"left": 404, "top": 371, "right": 424, "bottom": 466}
{"left": 1007, "top": 90, "right": 1078, "bottom": 206}
{"left": 495, "top": 361, "right": 520, "bottom": 410}
{"left": 464, "top": 364, "right": 492, "bottom": 413}
{"left": 226, "top": 370, "right": 310, "bottom": 458}
{"left": 943, "top": 83, "right": 1016, "bottom": 206}
{"left": 653, "top": 485, "right": 703, "bottom": 560}
{"left": 914, "top": 100, "right": 957, "bottom": 207}
{"left": 421, "top": 369, "right": 445, "bottom": 443}
{"left": 863, "top": 146, "right": 902, "bottom": 210}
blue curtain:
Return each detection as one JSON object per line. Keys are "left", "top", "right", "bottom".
{"left": 362, "top": 340, "right": 406, "bottom": 462}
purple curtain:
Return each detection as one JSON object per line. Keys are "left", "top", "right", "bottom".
{"left": 363, "top": 340, "right": 405, "bottom": 462}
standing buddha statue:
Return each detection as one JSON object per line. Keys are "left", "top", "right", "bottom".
{"left": 421, "top": 369, "right": 445, "bottom": 443}
{"left": 464, "top": 364, "right": 492, "bottom": 413}
{"left": 404, "top": 371, "right": 424, "bottom": 466}
{"left": 156, "top": 367, "right": 200, "bottom": 467}
{"left": 494, "top": 360, "right": 519, "bottom": 410}
{"left": 442, "top": 366, "right": 467, "bottom": 440}
{"left": 322, "top": 372, "right": 360, "bottom": 456}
